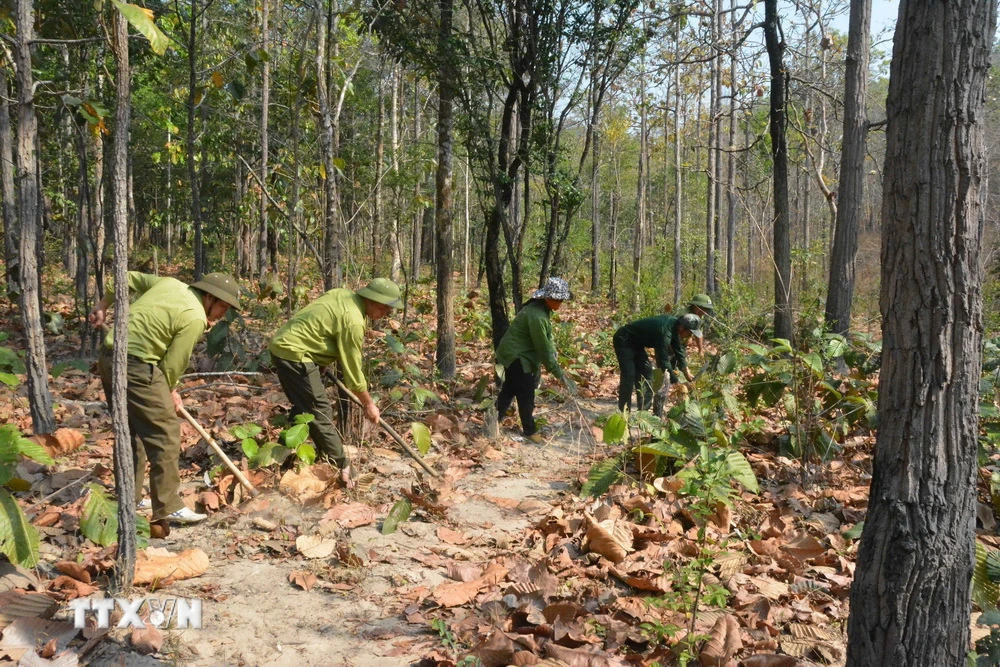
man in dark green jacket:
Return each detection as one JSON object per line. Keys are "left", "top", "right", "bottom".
{"left": 613, "top": 313, "right": 702, "bottom": 412}
{"left": 268, "top": 278, "right": 401, "bottom": 484}
{"left": 675, "top": 294, "right": 714, "bottom": 354}
{"left": 90, "top": 271, "right": 242, "bottom": 524}
{"left": 495, "top": 277, "right": 576, "bottom": 443}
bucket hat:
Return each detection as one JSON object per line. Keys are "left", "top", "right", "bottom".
{"left": 679, "top": 313, "right": 703, "bottom": 338}
{"left": 190, "top": 273, "right": 241, "bottom": 309}
{"left": 688, "top": 293, "right": 714, "bottom": 313}
{"left": 530, "top": 277, "right": 571, "bottom": 301}
{"left": 357, "top": 278, "right": 403, "bottom": 308}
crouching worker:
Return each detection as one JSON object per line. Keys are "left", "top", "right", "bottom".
{"left": 495, "top": 277, "right": 576, "bottom": 444}
{"left": 90, "top": 271, "right": 242, "bottom": 525}
{"left": 613, "top": 312, "right": 702, "bottom": 413}
{"left": 268, "top": 278, "right": 402, "bottom": 486}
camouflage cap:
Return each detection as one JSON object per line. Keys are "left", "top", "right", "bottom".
{"left": 530, "top": 277, "right": 572, "bottom": 301}
{"left": 678, "top": 313, "right": 703, "bottom": 338}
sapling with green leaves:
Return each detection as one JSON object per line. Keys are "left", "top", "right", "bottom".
{"left": 0, "top": 424, "right": 54, "bottom": 567}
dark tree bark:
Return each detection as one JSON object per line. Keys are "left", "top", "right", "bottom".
{"left": 845, "top": 1, "right": 997, "bottom": 665}
{"left": 14, "top": 0, "right": 56, "bottom": 435}
{"left": 434, "top": 0, "right": 456, "bottom": 380}
{"left": 110, "top": 8, "right": 136, "bottom": 591}
{"left": 0, "top": 65, "right": 18, "bottom": 297}
{"left": 824, "top": 0, "right": 871, "bottom": 335}
{"left": 258, "top": 0, "right": 271, "bottom": 280}
{"left": 317, "top": 0, "right": 342, "bottom": 289}
{"left": 763, "top": 0, "right": 792, "bottom": 341}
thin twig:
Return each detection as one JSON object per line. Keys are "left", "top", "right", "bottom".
{"left": 179, "top": 371, "right": 267, "bottom": 379}
{"left": 25, "top": 470, "right": 96, "bottom": 514}
{"left": 177, "top": 382, "right": 263, "bottom": 395}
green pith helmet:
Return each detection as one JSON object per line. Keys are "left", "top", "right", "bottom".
{"left": 190, "top": 273, "right": 241, "bottom": 309}
{"left": 688, "top": 293, "right": 714, "bottom": 313}
{"left": 679, "top": 313, "right": 703, "bottom": 338}
{"left": 357, "top": 278, "right": 403, "bottom": 308}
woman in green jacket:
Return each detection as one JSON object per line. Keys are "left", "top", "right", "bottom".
{"left": 495, "top": 277, "right": 576, "bottom": 443}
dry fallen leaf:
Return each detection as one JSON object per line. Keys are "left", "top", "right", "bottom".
{"left": 296, "top": 535, "right": 337, "bottom": 559}
{"left": 29, "top": 429, "right": 84, "bottom": 459}
{"left": 322, "top": 503, "right": 377, "bottom": 529}
{"left": 699, "top": 614, "right": 743, "bottom": 667}
{"left": 54, "top": 562, "right": 91, "bottom": 585}
{"left": 739, "top": 656, "right": 807, "bottom": 667}
{"left": 437, "top": 526, "right": 471, "bottom": 545}
{"left": 433, "top": 561, "right": 508, "bottom": 608}
{"left": 133, "top": 548, "right": 209, "bottom": 585}
{"left": 288, "top": 570, "right": 318, "bottom": 592}
{"left": 130, "top": 624, "right": 163, "bottom": 654}
{"left": 279, "top": 469, "right": 329, "bottom": 502}
{"left": 584, "top": 514, "right": 633, "bottom": 564}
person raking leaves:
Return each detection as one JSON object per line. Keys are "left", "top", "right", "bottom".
{"left": 494, "top": 277, "right": 577, "bottom": 444}
{"left": 613, "top": 312, "right": 702, "bottom": 412}
{"left": 268, "top": 278, "right": 402, "bottom": 487}
{"left": 90, "top": 271, "right": 242, "bottom": 525}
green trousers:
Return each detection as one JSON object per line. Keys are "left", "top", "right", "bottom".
{"left": 273, "top": 357, "right": 347, "bottom": 469}
{"left": 98, "top": 349, "right": 185, "bottom": 520}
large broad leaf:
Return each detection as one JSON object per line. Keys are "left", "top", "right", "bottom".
{"left": 232, "top": 424, "right": 262, "bottom": 440}
{"left": 111, "top": 1, "right": 170, "bottom": 55}
{"left": 974, "top": 542, "right": 1000, "bottom": 611}
{"left": 0, "top": 372, "right": 17, "bottom": 388}
{"left": 603, "top": 413, "right": 627, "bottom": 444}
{"left": 411, "top": 423, "right": 432, "bottom": 456}
{"left": 283, "top": 424, "right": 310, "bottom": 450}
{"left": 384, "top": 334, "right": 406, "bottom": 354}
{"left": 81, "top": 483, "right": 118, "bottom": 546}
{"left": 722, "top": 450, "right": 759, "bottom": 494}
{"left": 800, "top": 352, "right": 824, "bottom": 376}
{"left": 382, "top": 498, "right": 412, "bottom": 535}
{"left": 581, "top": 456, "right": 623, "bottom": 498}
{"left": 716, "top": 351, "right": 738, "bottom": 375}
{"left": 0, "top": 488, "right": 40, "bottom": 567}
{"left": 16, "top": 436, "right": 53, "bottom": 466}
{"left": 677, "top": 402, "right": 706, "bottom": 439}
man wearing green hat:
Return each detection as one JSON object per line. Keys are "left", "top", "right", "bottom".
{"left": 676, "top": 294, "right": 714, "bottom": 354}
{"left": 612, "top": 312, "right": 702, "bottom": 412}
{"left": 90, "top": 271, "right": 242, "bottom": 524}
{"left": 268, "top": 278, "right": 402, "bottom": 485}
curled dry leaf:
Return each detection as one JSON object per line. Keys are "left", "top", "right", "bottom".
{"left": 471, "top": 630, "right": 517, "bottom": 667}
{"left": 29, "top": 429, "right": 84, "bottom": 458}
{"left": 133, "top": 548, "right": 209, "bottom": 585}
{"left": 54, "top": 562, "right": 91, "bottom": 585}
{"left": 48, "top": 576, "right": 98, "bottom": 599}
{"left": 279, "top": 469, "right": 329, "bottom": 502}
{"left": 130, "top": 624, "right": 164, "bottom": 655}
{"left": 288, "top": 570, "right": 317, "bottom": 592}
{"left": 432, "top": 561, "right": 509, "bottom": 608}
{"left": 699, "top": 614, "right": 743, "bottom": 667}
{"left": 447, "top": 562, "right": 482, "bottom": 582}
{"left": 584, "top": 514, "right": 633, "bottom": 564}
{"left": 780, "top": 533, "right": 826, "bottom": 562}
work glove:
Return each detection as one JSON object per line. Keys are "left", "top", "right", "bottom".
{"left": 562, "top": 375, "right": 578, "bottom": 397}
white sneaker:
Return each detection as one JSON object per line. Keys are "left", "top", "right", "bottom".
{"left": 136, "top": 498, "right": 152, "bottom": 511}
{"left": 165, "top": 507, "right": 207, "bottom": 525}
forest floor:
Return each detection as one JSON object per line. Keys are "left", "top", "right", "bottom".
{"left": 2, "top": 284, "right": 995, "bottom": 667}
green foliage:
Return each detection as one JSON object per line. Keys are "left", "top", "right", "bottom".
{"left": 50, "top": 359, "right": 90, "bottom": 379}
{"left": 382, "top": 498, "right": 412, "bottom": 534}
{"left": 80, "top": 483, "right": 149, "bottom": 548}
{"left": 0, "top": 490, "right": 40, "bottom": 568}
{"left": 0, "top": 345, "right": 24, "bottom": 389}
{"left": 581, "top": 454, "right": 626, "bottom": 498}
{"left": 411, "top": 423, "right": 432, "bottom": 456}
{"left": 111, "top": 1, "right": 170, "bottom": 55}
{"left": 234, "top": 416, "right": 315, "bottom": 468}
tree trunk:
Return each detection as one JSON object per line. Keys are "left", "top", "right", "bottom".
{"left": 725, "top": 0, "right": 738, "bottom": 285}
{"left": 0, "top": 66, "right": 18, "bottom": 297}
{"left": 110, "top": 7, "right": 136, "bottom": 591}
{"left": 591, "top": 127, "right": 601, "bottom": 294}
{"left": 186, "top": 0, "right": 204, "bottom": 279}
{"left": 845, "top": 1, "right": 996, "bottom": 664}
{"left": 434, "top": 0, "right": 456, "bottom": 380}
{"left": 673, "top": 37, "right": 682, "bottom": 305}
{"left": 389, "top": 64, "right": 402, "bottom": 282}
{"left": 317, "top": 0, "right": 341, "bottom": 289}
{"left": 764, "top": 0, "right": 792, "bottom": 341}
{"left": 824, "top": 0, "right": 871, "bottom": 335}
{"left": 14, "top": 0, "right": 56, "bottom": 435}
{"left": 632, "top": 48, "right": 647, "bottom": 314}
{"left": 165, "top": 126, "right": 172, "bottom": 263}
{"left": 258, "top": 0, "right": 270, "bottom": 281}
{"left": 411, "top": 82, "right": 423, "bottom": 281}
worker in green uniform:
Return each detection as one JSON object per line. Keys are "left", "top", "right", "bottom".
{"left": 268, "top": 278, "right": 402, "bottom": 485}
{"left": 613, "top": 313, "right": 702, "bottom": 412}
{"left": 90, "top": 271, "right": 242, "bottom": 524}
{"left": 495, "top": 277, "right": 576, "bottom": 443}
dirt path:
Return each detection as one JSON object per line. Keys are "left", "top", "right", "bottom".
{"left": 84, "top": 399, "right": 609, "bottom": 666}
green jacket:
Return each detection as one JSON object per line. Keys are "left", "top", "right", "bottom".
{"left": 268, "top": 289, "right": 369, "bottom": 393}
{"left": 616, "top": 315, "right": 688, "bottom": 381}
{"left": 496, "top": 300, "right": 564, "bottom": 379}
{"left": 103, "top": 272, "right": 207, "bottom": 389}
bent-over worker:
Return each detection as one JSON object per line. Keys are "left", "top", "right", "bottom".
{"left": 613, "top": 313, "right": 702, "bottom": 412}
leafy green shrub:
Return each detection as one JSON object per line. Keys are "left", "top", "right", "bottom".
{"left": 0, "top": 424, "right": 54, "bottom": 567}
{"left": 234, "top": 414, "right": 317, "bottom": 468}
{"left": 80, "top": 482, "right": 150, "bottom": 548}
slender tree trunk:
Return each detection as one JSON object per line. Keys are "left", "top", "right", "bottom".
{"left": 92, "top": 116, "right": 106, "bottom": 299}
{"left": 317, "top": 0, "right": 341, "bottom": 289}
{"left": 463, "top": 158, "right": 470, "bottom": 291}
{"left": 725, "top": 0, "right": 738, "bottom": 285}
{"left": 824, "top": 0, "right": 870, "bottom": 335}
{"left": 14, "top": 0, "right": 55, "bottom": 434}
{"left": 0, "top": 66, "right": 18, "bottom": 296}
{"left": 591, "top": 127, "right": 601, "bottom": 294}
{"left": 258, "top": 0, "right": 270, "bottom": 279}
{"left": 110, "top": 7, "right": 136, "bottom": 591}
{"left": 764, "top": 0, "right": 792, "bottom": 341}
{"left": 165, "top": 126, "right": 172, "bottom": 263}
{"left": 411, "top": 82, "right": 423, "bottom": 281}
{"left": 434, "top": 0, "right": 456, "bottom": 380}
{"left": 705, "top": 34, "right": 718, "bottom": 296}
{"left": 186, "top": 0, "right": 204, "bottom": 279}
{"left": 632, "top": 49, "right": 647, "bottom": 313}
{"left": 390, "top": 64, "right": 402, "bottom": 282}
{"left": 373, "top": 61, "right": 384, "bottom": 269}
{"left": 846, "top": 0, "right": 997, "bottom": 664}
{"left": 673, "top": 39, "right": 683, "bottom": 305}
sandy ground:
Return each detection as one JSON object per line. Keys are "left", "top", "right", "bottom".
{"left": 77, "top": 399, "right": 607, "bottom": 666}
